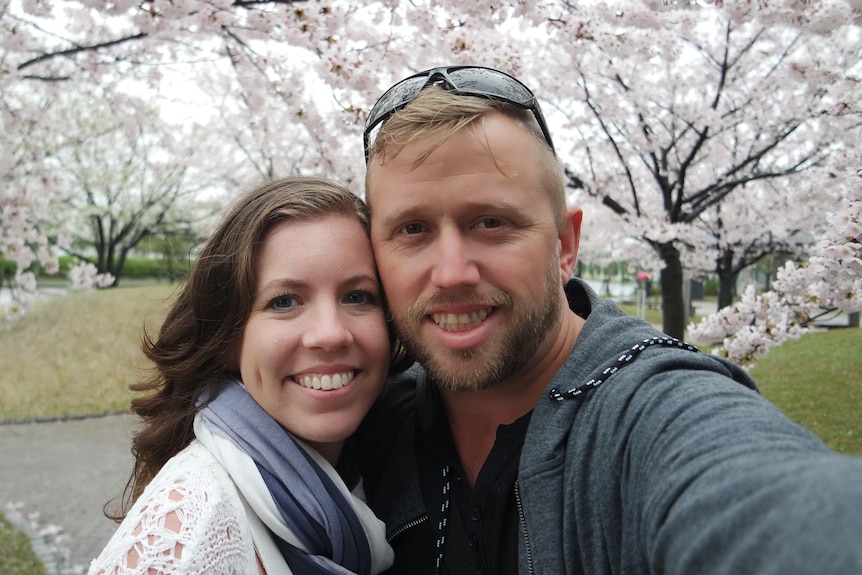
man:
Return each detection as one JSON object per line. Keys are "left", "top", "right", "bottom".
{"left": 355, "top": 66, "right": 862, "bottom": 574}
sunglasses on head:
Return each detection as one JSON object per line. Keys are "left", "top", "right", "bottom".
{"left": 363, "top": 65, "right": 556, "bottom": 162}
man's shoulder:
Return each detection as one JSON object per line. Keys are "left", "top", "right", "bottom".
{"left": 566, "top": 278, "right": 752, "bottom": 391}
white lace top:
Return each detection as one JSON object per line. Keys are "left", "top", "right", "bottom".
{"left": 89, "top": 440, "right": 265, "bottom": 574}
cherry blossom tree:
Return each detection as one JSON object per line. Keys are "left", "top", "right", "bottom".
{"left": 688, "top": 168, "right": 862, "bottom": 368}
{"left": 1, "top": 72, "right": 70, "bottom": 317}
{"left": 690, "top": 175, "right": 836, "bottom": 311}
{"left": 45, "top": 87, "right": 220, "bottom": 286}
{"left": 0, "top": 0, "right": 554, "bottom": 317}
{"left": 543, "top": 3, "right": 862, "bottom": 338}
{"left": 2, "top": 0, "right": 861, "bottom": 332}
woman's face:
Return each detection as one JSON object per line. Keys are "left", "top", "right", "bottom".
{"left": 237, "top": 214, "right": 390, "bottom": 464}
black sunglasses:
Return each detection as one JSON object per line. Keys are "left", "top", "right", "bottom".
{"left": 363, "top": 65, "right": 556, "bottom": 162}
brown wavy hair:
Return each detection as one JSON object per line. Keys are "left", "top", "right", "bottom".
{"left": 108, "top": 175, "right": 411, "bottom": 521}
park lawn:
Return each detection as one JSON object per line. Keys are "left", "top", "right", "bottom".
{"left": 751, "top": 327, "right": 862, "bottom": 455}
{"left": 0, "top": 283, "right": 177, "bottom": 421}
{"left": 615, "top": 301, "right": 664, "bottom": 329}
{"left": 0, "top": 512, "right": 45, "bottom": 575}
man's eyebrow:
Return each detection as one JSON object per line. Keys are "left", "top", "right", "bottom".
{"left": 371, "top": 206, "right": 421, "bottom": 232}
{"left": 373, "top": 199, "right": 524, "bottom": 226}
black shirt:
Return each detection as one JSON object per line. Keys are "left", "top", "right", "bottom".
{"left": 391, "top": 383, "right": 529, "bottom": 575}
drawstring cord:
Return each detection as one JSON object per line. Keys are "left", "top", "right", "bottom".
{"left": 550, "top": 336, "right": 699, "bottom": 401}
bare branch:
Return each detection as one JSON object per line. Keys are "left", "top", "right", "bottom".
{"left": 16, "top": 32, "right": 148, "bottom": 72}
{"left": 581, "top": 73, "right": 642, "bottom": 217}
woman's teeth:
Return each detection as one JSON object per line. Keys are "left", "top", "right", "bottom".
{"left": 297, "top": 371, "right": 355, "bottom": 390}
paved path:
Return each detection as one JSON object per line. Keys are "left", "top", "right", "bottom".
{"left": 0, "top": 414, "right": 135, "bottom": 574}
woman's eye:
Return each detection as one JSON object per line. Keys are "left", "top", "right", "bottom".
{"left": 269, "top": 294, "right": 297, "bottom": 310}
{"left": 344, "top": 290, "right": 377, "bottom": 306}
{"left": 477, "top": 218, "right": 503, "bottom": 229}
{"left": 399, "top": 223, "right": 424, "bottom": 235}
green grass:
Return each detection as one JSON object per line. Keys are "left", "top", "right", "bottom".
{"left": 0, "top": 513, "right": 45, "bottom": 575}
{"left": 615, "top": 301, "right": 664, "bottom": 327}
{"left": 0, "top": 283, "right": 177, "bottom": 421}
{"left": 751, "top": 328, "right": 862, "bottom": 455}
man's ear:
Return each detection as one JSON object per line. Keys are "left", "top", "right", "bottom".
{"left": 558, "top": 206, "right": 583, "bottom": 284}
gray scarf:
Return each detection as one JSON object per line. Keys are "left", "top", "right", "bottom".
{"left": 196, "top": 380, "right": 376, "bottom": 574}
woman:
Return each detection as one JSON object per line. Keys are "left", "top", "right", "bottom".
{"left": 89, "top": 176, "right": 409, "bottom": 574}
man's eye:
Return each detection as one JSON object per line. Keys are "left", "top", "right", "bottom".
{"left": 399, "top": 223, "right": 424, "bottom": 235}
{"left": 477, "top": 218, "right": 503, "bottom": 229}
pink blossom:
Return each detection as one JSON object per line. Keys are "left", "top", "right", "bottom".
{"left": 690, "top": 189, "right": 862, "bottom": 367}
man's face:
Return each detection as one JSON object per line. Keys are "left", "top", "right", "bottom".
{"left": 367, "top": 113, "right": 569, "bottom": 392}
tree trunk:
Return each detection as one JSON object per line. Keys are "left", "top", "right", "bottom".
{"left": 658, "top": 241, "right": 685, "bottom": 340}
{"left": 715, "top": 249, "right": 738, "bottom": 310}
{"left": 111, "top": 248, "right": 130, "bottom": 287}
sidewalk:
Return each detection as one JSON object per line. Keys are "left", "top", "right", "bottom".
{"left": 0, "top": 414, "right": 135, "bottom": 574}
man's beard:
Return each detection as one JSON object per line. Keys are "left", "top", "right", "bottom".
{"left": 392, "top": 262, "right": 563, "bottom": 393}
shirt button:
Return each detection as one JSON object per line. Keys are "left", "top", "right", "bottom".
{"left": 470, "top": 508, "right": 482, "bottom": 521}
{"left": 468, "top": 535, "right": 478, "bottom": 548}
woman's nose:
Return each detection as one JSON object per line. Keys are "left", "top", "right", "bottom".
{"left": 301, "top": 304, "right": 354, "bottom": 350}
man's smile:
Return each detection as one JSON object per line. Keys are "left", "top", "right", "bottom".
{"left": 431, "top": 308, "right": 492, "bottom": 331}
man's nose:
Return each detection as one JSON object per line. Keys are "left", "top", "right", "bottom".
{"left": 430, "top": 228, "right": 480, "bottom": 289}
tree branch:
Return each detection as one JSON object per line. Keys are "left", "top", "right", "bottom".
{"left": 16, "top": 32, "right": 148, "bottom": 72}
{"left": 581, "top": 73, "right": 642, "bottom": 216}
{"left": 15, "top": 0, "right": 310, "bottom": 76}
{"left": 232, "top": 0, "right": 306, "bottom": 6}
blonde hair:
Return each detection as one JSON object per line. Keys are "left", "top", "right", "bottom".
{"left": 366, "top": 86, "right": 566, "bottom": 226}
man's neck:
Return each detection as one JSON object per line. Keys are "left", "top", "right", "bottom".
{"left": 440, "top": 308, "right": 585, "bottom": 486}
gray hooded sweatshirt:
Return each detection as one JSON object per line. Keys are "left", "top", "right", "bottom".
{"left": 358, "top": 280, "right": 862, "bottom": 574}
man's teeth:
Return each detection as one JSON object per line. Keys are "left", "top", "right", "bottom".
{"left": 297, "top": 371, "right": 355, "bottom": 390}
{"left": 431, "top": 309, "right": 490, "bottom": 331}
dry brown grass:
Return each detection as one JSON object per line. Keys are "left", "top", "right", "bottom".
{"left": 0, "top": 283, "right": 178, "bottom": 421}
